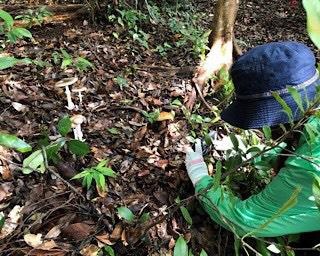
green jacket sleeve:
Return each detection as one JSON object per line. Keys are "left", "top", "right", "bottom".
{"left": 195, "top": 118, "right": 320, "bottom": 237}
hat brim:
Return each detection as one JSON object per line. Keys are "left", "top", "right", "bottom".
{"left": 221, "top": 79, "right": 320, "bottom": 129}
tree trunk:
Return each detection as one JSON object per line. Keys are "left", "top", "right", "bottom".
{"left": 190, "top": 0, "right": 239, "bottom": 106}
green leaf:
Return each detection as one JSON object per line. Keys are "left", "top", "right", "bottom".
{"left": 0, "top": 56, "right": 19, "bottom": 70}
{"left": 75, "top": 57, "right": 94, "bottom": 71}
{"left": 97, "top": 159, "right": 108, "bottom": 168}
{"left": 304, "top": 123, "right": 316, "bottom": 144}
{"left": 199, "top": 249, "right": 208, "bottom": 256}
{"left": 67, "top": 140, "right": 90, "bottom": 157}
{"left": 61, "top": 58, "right": 72, "bottom": 69}
{"left": 139, "top": 212, "right": 150, "bottom": 223}
{"left": 57, "top": 116, "right": 72, "bottom": 136}
{"left": 0, "top": 214, "right": 5, "bottom": 231}
{"left": 262, "top": 126, "right": 272, "bottom": 141}
{"left": 229, "top": 133, "right": 239, "bottom": 150}
{"left": 22, "top": 149, "right": 45, "bottom": 174}
{"left": 174, "top": 236, "right": 188, "bottom": 256}
{"left": 312, "top": 175, "right": 320, "bottom": 209}
{"left": 180, "top": 206, "right": 192, "bottom": 225}
{"left": 212, "top": 161, "right": 222, "bottom": 191}
{"left": 272, "top": 91, "right": 293, "bottom": 121}
{"left": 117, "top": 207, "right": 135, "bottom": 222}
{"left": 97, "top": 173, "right": 106, "bottom": 190}
{"left": 10, "top": 27, "right": 32, "bottom": 39}
{"left": 303, "top": 0, "right": 320, "bottom": 49}
{"left": 107, "top": 127, "right": 121, "bottom": 135}
{"left": 104, "top": 245, "right": 115, "bottom": 256}
{"left": 85, "top": 172, "right": 93, "bottom": 190}
{"left": 0, "top": 133, "right": 32, "bottom": 153}
{"left": 288, "top": 87, "right": 305, "bottom": 112}
{"left": 98, "top": 167, "right": 116, "bottom": 178}
{"left": 72, "top": 170, "right": 90, "bottom": 180}
{"left": 0, "top": 9, "right": 14, "bottom": 28}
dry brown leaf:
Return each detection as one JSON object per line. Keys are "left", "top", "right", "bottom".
{"left": 24, "top": 233, "right": 43, "bottom": 248}
{"left": 45, "top": 226, "right": 61, "bottom": 239}
{"left": 157, "top": 112, "right": 174, "bottom": 121}
{"left": 80, "top": 244, "right": 100, "bottom": 256}
{"left": 62, "top": 223, "right": 94, "bottom": 241}
{"left": 0, "top": 182, "right": 12, "bottom": 202}
{"left": 95, "top": 233, "right": 115, "bottom": 246}
{"left": 110, "top": 223, "right": 122, "bottom": 241}
{"left": 121, "top": 229, "right": 128, "bottom": 246}
{"left": 0, "top": 205, "right": 23, "bottom": 239}
{"left": 36, "top": 240, "right": 57, "bottom": 250}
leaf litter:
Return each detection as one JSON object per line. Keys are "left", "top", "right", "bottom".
{"left": 0, "top": 0, "right": 319, "bottom": 255}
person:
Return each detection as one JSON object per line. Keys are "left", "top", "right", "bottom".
{"left": 185, "top": 41, "right": 320, "bottom": 237}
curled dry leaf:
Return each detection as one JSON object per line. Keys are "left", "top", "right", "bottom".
{"left": 35, "top": 240, "right": 57, "bottom": 250}
{"left": 24, "top": 233, "right": 43, "bottom": 248}
{"left": 0, "top": 205, "right": 23, "bottom": 239}
{"left": 157, "top": 111, "right": 174, "bottom": 122}
{"left": 45, "top": 226, "right": 61, "bottom": 239}
{"left": 80, "top": 244, "right": 100, "bottom": 256}
{"left": 121, "top": 229, "right": 129, "bottom": 246}
{"left": 12, "top": 102, "right": 28, "bottom": 112}
{"left": 95, "top": 233, "right": 115, "bottom": 246}
{"left": 110, "top": 223, "right": 123, "bottom": 242}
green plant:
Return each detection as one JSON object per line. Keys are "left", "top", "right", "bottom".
{"left": 103, "top": 245, "right": 115, "bottom": 256}
{"left": 0, "top": 9, "right": 32, "bottom": 44}
{"left": 155, "top": 42, "right": 172, "bottom": 57}
{"left": 52, "top": 49, "right": 94, "bottom": 72}
{"left": 72, "top": 159, "right": 116, "bottom": 192}
{"left": 167, "top": 10, "right": 209, "bottom": 59}
{"left": 175, "top": 197, "right": 192, "bottom": 225}
{"left": 114, "top": 75, "right": 128, "bottom": 90}
{"left": 15, "top": 6, "right": 52, "bottom": 27}
{"left": 173, "top": 236, "right": 208, "bottom": 256}
{"left": 142, "top": 109, "right": 160, "bottom": 124}
{"left": 108, "top": 7, "right": 149, "bottom": 48}
{"left": 22, "top": 116, "right": 90, "bottom": 174}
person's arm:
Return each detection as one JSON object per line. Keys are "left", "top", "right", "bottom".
{"left": 186, "top": 141, "right": 320, "bottom": 237}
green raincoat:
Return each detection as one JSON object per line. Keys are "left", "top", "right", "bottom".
{"left": 195, "top": 117, "right": 320, "bottom": 237}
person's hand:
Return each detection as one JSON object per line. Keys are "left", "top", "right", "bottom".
{"left": 185, "top": 139, "right": 209, "bottom": 186}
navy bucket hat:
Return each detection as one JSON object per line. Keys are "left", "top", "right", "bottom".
{"left": 221, "top": 41, "right": 320, "bottom": 129}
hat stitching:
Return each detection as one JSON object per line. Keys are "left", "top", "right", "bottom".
{"left": 236, "top": 70, "right": 319, "bottom": 100}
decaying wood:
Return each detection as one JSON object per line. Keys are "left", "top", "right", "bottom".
{"left": 2, "top": 4, "right": 85, "bottom": 14}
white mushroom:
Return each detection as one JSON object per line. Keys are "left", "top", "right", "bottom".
{"left": 55, "top": 77, "right": 78, "bottom": 110}
{"left": 72, "top": 87, "right": 87, "bottom": 105}
{"left": 70, "top": 114, "right": 86, "bottom": 141}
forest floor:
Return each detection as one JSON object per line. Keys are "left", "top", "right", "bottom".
{"left": 0, "top": 0, "right": 319, "bottom": 255}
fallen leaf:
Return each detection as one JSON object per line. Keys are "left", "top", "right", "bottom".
{"left": 0, "top": 182, "right": 13, "bottom": 202}
{"left": 36, "top": 240, "right": 57, "bottom": 250}
{"left": 157, "top": 112, "right": 174, "bottom": 121}
{"left": 80, "top": 244, "right": 100, "bottom": 256}
{"left": 62, "top": 223, "right": 94, "bottom": 241}
{"left": 24, "top": 233, "right": 43, "bottom": 248}
{"left": 121, "top": 229, "right": 128, "bottom": 246}
{"left": 95, "top": 233, "right": 115, "bottom": 246}
{"left": 12, "top": 102, "right": 28, "bottom": 112}
{"left": 110, "top": 223, "right": 122, "bottom": 241}
{"left": 45, "top": 226, "right": 61, "bottom": 239}
{"left": 0, "top": 205, "right": 23, "bottom": 239}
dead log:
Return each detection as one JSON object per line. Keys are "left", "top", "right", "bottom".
{"left": 1, "top": 4, "right": 84, "bottom": 14}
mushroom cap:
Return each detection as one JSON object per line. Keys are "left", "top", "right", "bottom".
{"left": 55, "top": 77, "right": 78, "bottom": 88}
{"left": 70, "top": 114, "right": 86, "bottom": 126}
